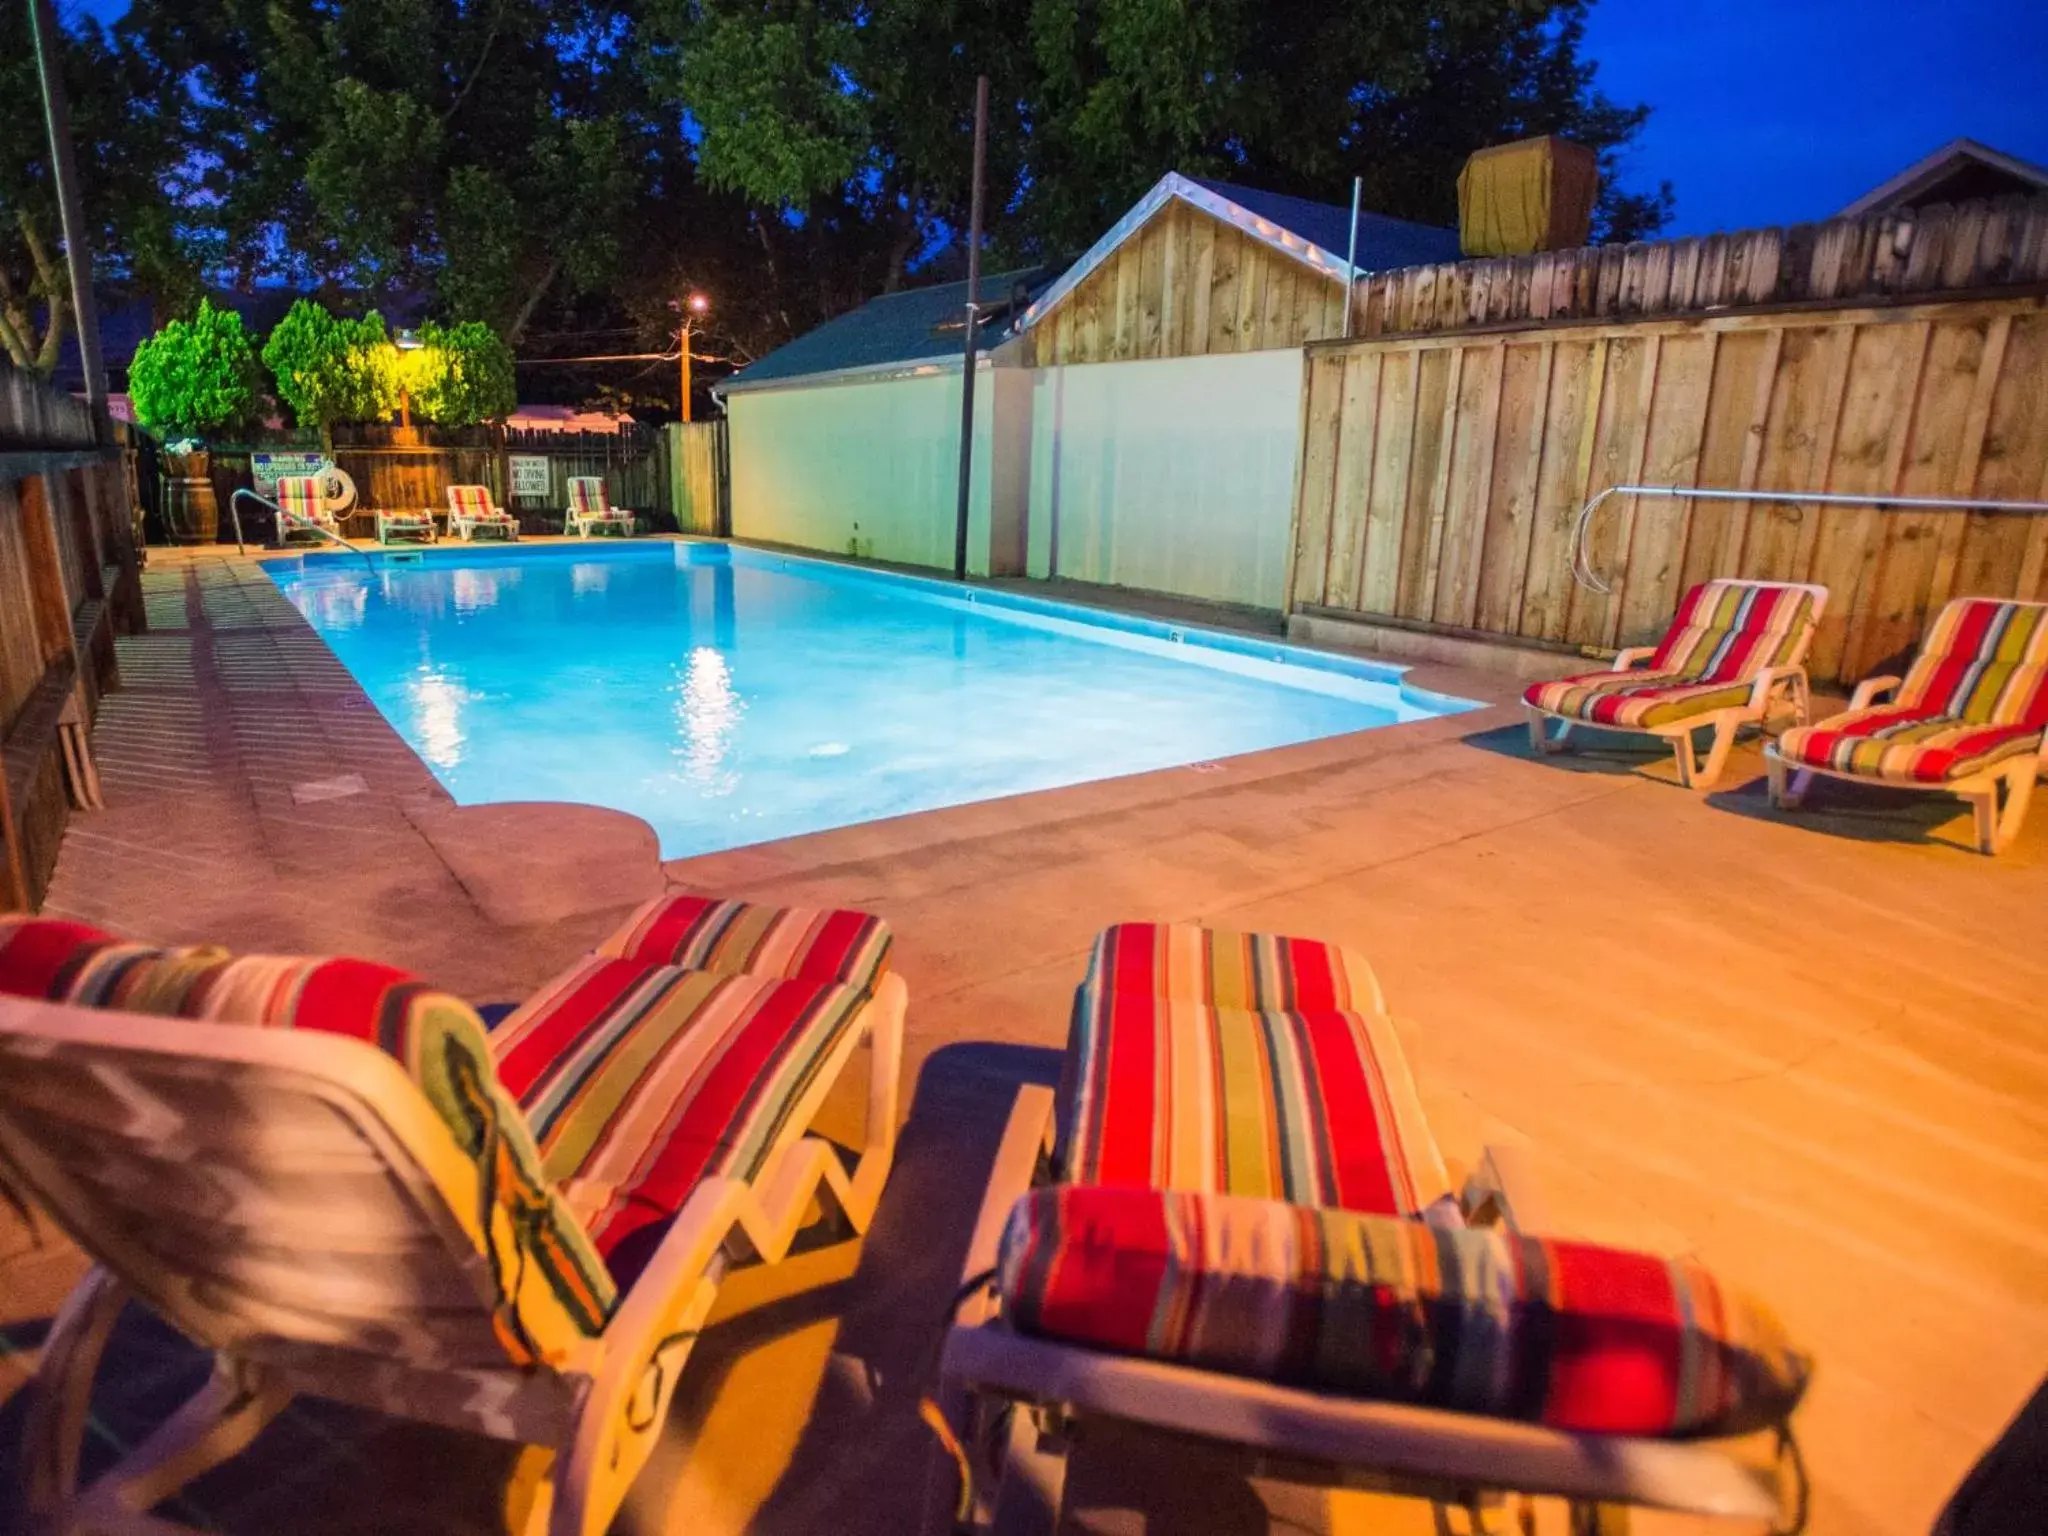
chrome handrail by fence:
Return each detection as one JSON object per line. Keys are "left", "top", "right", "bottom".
{"left": 1571, "top": 485, "right": 2048, "bottom": 595}
{"left": 228, "top": 488, "right": 376, "bottom": 572}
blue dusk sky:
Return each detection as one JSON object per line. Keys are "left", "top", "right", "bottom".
{"left": 1581, "top": 0, "right": 2048, "bottom": 234}
{"left": 61, "top": 0, "right": 2048, "bottom": 240}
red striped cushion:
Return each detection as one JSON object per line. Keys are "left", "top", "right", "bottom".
{"left": 597, "top": 893, "right": 891, "bottom": 995}
{"left": 1083, "top": 922, "right": 1382, "bottom": 1012}
{"left": 0, "top": 917, "right": 617, "bottom": 1356}
{"left": 1056, "top": 984, "right": 1448, "bottom": 1215}
{"left": 1650, "top": 581, "right": 1815, "bottom": 684}
{"left": 491, "top": 956, "right": 868, "bottom": 1281}
{"left": 1777, "top": 708, "right": 2042, "bottom": 783}
{"left": 999, "top": 1186, "right": 1810, "bottom": 1439}
{"left": 1898, "top": 598, "right": 2048, "bottom": 724}
{"left": 1522, "top": 672, "right": 1755, "bottom": 728}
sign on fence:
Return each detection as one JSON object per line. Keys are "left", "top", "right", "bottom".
{"left": 250, "top": 451, "right": 327, "bottom": 490}
{"left": 509, "top": 455, "right": 551, "bottom": 501}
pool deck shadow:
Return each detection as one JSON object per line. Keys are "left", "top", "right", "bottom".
{"left": 5, "top": 547, "right": 2047, "bottom": 1536}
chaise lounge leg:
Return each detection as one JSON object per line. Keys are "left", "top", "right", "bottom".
{"left": 1526, "top": 709, "right": 1571, "bottom": 756}
{"left": 1691, "top": 720, "right": 1737, "bottom": 790}
{"left": 1974, "top": 766, "right": 2036, "bottom": 856}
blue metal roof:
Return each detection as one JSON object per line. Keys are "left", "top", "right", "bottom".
{"left": 723, "top": 266, "right": 1057, "bottom": 392}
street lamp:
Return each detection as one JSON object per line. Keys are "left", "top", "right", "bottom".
{"left": 679, "top": 293, "right": 709, "bottom": 423}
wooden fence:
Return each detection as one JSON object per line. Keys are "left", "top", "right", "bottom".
{"left": 0, "top": 369, "right": 144, "bottom": 911}
{"left": 669, "top": 419, "right": 728, "bottom": 535}
{"left": 180, "top": 423, "right": 680, "bottom": 541}
{"left": 1288, "top": 294, "right": 2048, "bottom": 686}
{"left": 1352, "top": 195, "right": 2048, "bottom": 340}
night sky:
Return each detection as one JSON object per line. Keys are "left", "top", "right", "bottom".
{"left": 62, "top": 0, "right": 2048, "bottom": 240}
{"left": 1582, "top": 0, "right": 2048, "bottom": 234}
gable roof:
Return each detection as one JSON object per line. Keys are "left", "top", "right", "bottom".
{"left": 1839, "top": 137, "right": 2048, "bottom": 217}
{"left": 1016, "top": 172, "right": 1460, "bottom": 333}
{"left": 720, "top": 265, "right": 1057, "bottom": 394}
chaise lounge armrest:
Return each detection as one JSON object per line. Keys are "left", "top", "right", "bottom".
{"left": 1611, "top": 646, "right": 1658, "bottom": 670}
{"left": 1848, "top": 674, "right": 1903, "bottom": 710}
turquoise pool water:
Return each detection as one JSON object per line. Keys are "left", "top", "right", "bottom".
{"left": 268, "top": 544, "right": 1475, "bottom": 859}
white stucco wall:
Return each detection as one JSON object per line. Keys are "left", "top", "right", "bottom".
{"left": 726, "top": 367, "right": 994, "bottom": 574}
{"left": 1021, "top": 349, "right": 1307, "bottom": 610}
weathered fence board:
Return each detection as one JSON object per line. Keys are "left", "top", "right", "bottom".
{"left": 1353, "top": 196, "right": 2048, "bottom": 340}
{"left": 1, "top": 369, "right": 143, "bottom": 912}
{"left": 1290, "top": 295, "right": 2048, "bottom": 687}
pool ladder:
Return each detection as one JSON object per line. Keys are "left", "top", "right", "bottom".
{"left": 228, "top": 489, "right": 377, "bottom": 572}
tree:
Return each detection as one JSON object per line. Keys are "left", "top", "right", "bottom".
{"left": 127, "top": 298, "right": 262, "bottom": 441}
{"left": 116, "top": 0, "right": 649, "bottom": 342}
{"left": 262, "top": 300, "right": 398, "bottom": 435}
{"left": 0, "top": 3, "right": 198, "bottom": 375}
{"left": 407, "top": 321, "right": 516, "bottom": 426}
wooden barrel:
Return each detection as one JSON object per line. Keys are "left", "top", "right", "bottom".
{"left": 162, "top": 475, "right": 218, "bottom": 543}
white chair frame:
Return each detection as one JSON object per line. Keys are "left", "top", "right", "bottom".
{"left": 1525, "top": 581, "right": 1829, "bottom": 790}
{"left": 1764, "top": 673, "right": 2048, "bottom": 855}
{"left": 1, "top": 971, "right": 905, "bottom": 1536}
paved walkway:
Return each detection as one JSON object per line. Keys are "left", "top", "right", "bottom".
{"left": 4, "top": 548, "right": 2045, "bottom": 1535}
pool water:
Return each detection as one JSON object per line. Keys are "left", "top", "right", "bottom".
{"left": 268, "top": 544, "right": 1475, "bottom": 859}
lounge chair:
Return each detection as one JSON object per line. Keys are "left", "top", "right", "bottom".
{"left": 566, "top": 477, "right": 635, "bottom": 538}
{"left": 1765, "top": 597, "right": 2048, "bottom": 855}
{"left": 1524, "top": 579, "right": 1827, "bottom": 789}
{"left": 447, "top": 483, "right": 520, "bottom": 542}
{"left": 931, "top": 922, "right": 1809, "bottom": 1534}
{"left": 0, "top": 892, "right": 904, "bottom": 1536}
{"left": 272, "top": 474, "right": 346, "bottom": 545}
{"left": 374, "top": 506, "right": 437, "bottom": 545}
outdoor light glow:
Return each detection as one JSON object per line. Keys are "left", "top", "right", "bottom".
{"left": 687, "top": 293, "right": 711, "bottom": 314}
{"left": 394, "top": 328, "right": 424, "bottom": 351}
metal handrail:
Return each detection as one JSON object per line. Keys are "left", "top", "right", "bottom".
{"left": 1572, "top": 484, "right": 2048, "bottom": 595}
{"left": 229, "top": 487, "right": 376, "bottom": 572}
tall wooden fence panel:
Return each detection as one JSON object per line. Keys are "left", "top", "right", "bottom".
{"left": 666, "top": 419, "right": 727, "bottom": 535}
{"left": 0, "top": 368, "right": 144, "bottom": 911}
{"left": 1289, "top": 295, "right": 2048, "bottom": 686}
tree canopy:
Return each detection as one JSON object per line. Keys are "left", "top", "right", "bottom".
{"left": 24, "top": 0, "right": 1672, "bottom": 399}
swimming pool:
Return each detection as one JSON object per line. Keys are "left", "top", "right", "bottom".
{"left": 268, "top": 544, "right": 1476, "bottom": 859}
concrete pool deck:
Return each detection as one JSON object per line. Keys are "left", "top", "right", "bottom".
{"left": 3, "top": 546, "right": 2045, "bottom": 1535}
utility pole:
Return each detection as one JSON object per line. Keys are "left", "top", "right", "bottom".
{"left": 678, "top": 292, "right": 709, "bottom": 423}
{"left": 952, "top": 75, "right": 989, "bottom": 581}
{"left": 29, "top": 0, "right": 108, "bottom": 430}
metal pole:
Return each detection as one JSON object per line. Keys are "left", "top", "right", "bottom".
{"left": 28, "top": 0, "right": 108, "bottom": 428}
{"left": 1572, "top": 482, "right": 2048, "bottom": 595}
{"left": 952, "top": 74, "right": 989, "bottom": 581}
{"left": 1342, "top": 176, "right": 1362, "bottom": 340}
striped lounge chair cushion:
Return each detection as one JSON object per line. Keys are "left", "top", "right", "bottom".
{"left": 273, "top": 476, "right": 329, "bottom": 525}
{"left": 1525, "top": 579, "right": 1817, "bottom": 729}
{"left": 1083, "top": 922, "right": 1384, "bottom": 1013}
{"left": 1056, "top": 982, "right": 1449, "bottom": 1215}
{"left": 0, "top": 917, "right": 617, "bottom": 1360}
{"left": 491, "top": 956, "right": 869, "bottom": 1281}
{"left": 998, "top": 1185, "right": 1811, "bottom": 1439}
{"left": 1776, "top": 599, "right": 2048, "bottom": 783}
{"left": 597, "top": 893, "right": 892, "bottom": 995}
{"left": 448, "top": 485, "right": 504, "bottom": 520}
{"left": 568, "top": 478, "right": 612, "bottom": 515}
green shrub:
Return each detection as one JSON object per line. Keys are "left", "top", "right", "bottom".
{"left": 262, "top": 299, "right": 398, "bottom": 430}
{"left": 406, "top": 320, "right": 515, "bottom": 427}
{"left": 126, "top": 298, "right": 263, "bottom": 441}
